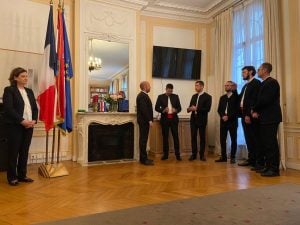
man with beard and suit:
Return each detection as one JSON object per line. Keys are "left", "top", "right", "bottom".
{"left": 216, "top": 81, "right": 239, "bottom": 164}
{"left": 252, "top": 62, "right": 282, "bottom": 177}
{"left": 136, "top": 81, "right": 154, "bottom": 166}
{"left": 155, "top": 83, "right": 182, "bottom": 161}
{"left": 238, "top": 66, "right": 262, "bottom": 168}
{"left": 187, "top": 80, "right": 212, "bottom": 161}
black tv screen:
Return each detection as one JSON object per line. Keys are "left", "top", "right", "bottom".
{"left": 152, "top": 46, "right": 201, "bottom": 80}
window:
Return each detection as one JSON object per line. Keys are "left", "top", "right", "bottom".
{"left": 232, "top": 0, "right": 264, "bottom": 91}
{"left": 232, "top": 0, "right": 264, "bottom": 147}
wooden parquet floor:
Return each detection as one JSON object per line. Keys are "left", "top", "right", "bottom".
{"left": 1, "top": 156, "right": 300, "bottom": 225}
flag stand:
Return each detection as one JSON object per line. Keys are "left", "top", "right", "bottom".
{"left": 38, "top": 127, "right": 69, "bottom": 178}
{"left": 38, "top": 0, "right": 71, "bottom": 178}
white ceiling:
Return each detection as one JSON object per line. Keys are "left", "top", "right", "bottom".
{"left": 89, "top": 0, "right": 238, "bottom": 83}
{"left": 116, "top": 0, "right": 239, "bottom": 22}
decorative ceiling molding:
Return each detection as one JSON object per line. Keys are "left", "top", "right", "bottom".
{"left": 92, "top": 0, "right": 242, "bottom": 23}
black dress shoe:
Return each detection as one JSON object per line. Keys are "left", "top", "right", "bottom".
{"left": 261, "top": 170, "right": 280, "bottom": 177}
{"left": 200, "top": 157, "right": 206, "bottom": 161}
{"left": 161, "top": 155, "right": 168, "bottom": 160}
{"left": 176, "top": 156, "right": 182, "bottom": 161}
{"left": 18, "top": 177, "right": 34, "bottom": 183}
{"left": 8, "top": 179, "right": 19, "bottom": 186}
{"left": 140, "top": 160, "right": 154, "bottom": 166}
{"left": 189, "top": 155, "right": 196, "bottom": 161}
{"left": 255, "top": 168, "right": 269, "bottom": 173}
{"left": 230, "top": 158, "right": 236, "bottom": 164}
{"left": 215, "top": 158, "right": 227, "bottom": 162}
{"left": 238, "top": 161, "right": 250, "bottom": 166}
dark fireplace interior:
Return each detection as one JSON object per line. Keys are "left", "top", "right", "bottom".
{"left": 88, "top": 122, "right": 134, "bottom": 162}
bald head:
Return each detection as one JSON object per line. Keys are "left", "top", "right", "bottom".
{"left": 140, "top": 81, "right": 151, "bottom": 93}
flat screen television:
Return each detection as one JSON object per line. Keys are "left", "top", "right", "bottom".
{"left": 152, "top": 46, "right": 201, "bottom": 80}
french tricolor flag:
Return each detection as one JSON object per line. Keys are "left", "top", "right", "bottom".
{"left": 38, "top": 3, "right": 57, "bottom": 132}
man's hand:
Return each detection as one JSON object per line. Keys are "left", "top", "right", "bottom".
{"left": 222, "top": 115, "right": 228, "bottom": 122}
{"left": 244, "top": 116, "right": 251, "bottom": 124}
{"left": 252, "top": 112, "right": 259, "bottom": 119}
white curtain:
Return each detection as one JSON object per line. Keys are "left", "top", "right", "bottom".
{"left": 213, "top": 9, "right": 233, "bottom": 155}
{"left": 232, "top": 0, "right": 264, "bottom": 159}
{"left": 263, "top": 0, "right": 286, "bottom": 169}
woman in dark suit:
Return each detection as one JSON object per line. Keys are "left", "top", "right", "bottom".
{"left": 2, "top": 67, "right": 38, "bottom": 186}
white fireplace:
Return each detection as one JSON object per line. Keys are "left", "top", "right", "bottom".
{"left": 76, "top": 112, "right": 138, "bottom": 166}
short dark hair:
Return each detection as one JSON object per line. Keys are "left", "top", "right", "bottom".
{"left": 261, "top": 62, "right": 272, "bottom": 73}
{"left": 8, "top": 67, "right": 27, "bottom": 86}
{"left": 242, "top": 66, "right": 256, "bottom": 76}
{"left": 166, "top": 83, "right": 173, "bottom": 89}
{"left": 195, "top": 80, "right": 204, "bottom": 86}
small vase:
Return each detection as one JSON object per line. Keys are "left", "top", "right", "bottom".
{"left": 111, "top": 101, "right": 118, "bottom": 112}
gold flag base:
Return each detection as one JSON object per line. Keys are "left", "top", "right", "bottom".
{"left": 38, "top": 163, "right": 69, "bottom": 178}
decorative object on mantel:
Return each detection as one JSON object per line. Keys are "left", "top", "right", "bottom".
{"left": 88, "top": 38, "right": 102, "bottom": 72}
{"left": 104, "top": 94, "right": 123, "bottom": 112}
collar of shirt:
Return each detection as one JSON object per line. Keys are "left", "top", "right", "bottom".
{"left": 226, "top": 92, "right": 233, "bottom": 98}
{"left": 262, "top": 75, "right": 271, "bottom": 81}
{"left": 197, "top": 91, "right": 205, "bottom": 96}
{"left": 142, "top": 90, "right": 148, "bottom": 95}
{"left": 247, "top": 76, "right": 255, "bottom": 83}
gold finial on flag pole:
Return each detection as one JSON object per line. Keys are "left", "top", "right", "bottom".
{"left": 62, "top": 0, "right": 65, "bottom": 10}
{"left": 50, "top": 0, "right": 53, "bottom": 5}
{"left": 58, "top": 0, "right": 62, "bottom": 9}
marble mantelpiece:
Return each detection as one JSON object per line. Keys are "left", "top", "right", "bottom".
{"left": 76, "top": 112, "right": 138, "bottom": 165}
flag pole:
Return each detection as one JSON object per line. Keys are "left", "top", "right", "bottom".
{"left": 57, "top": 129, "right": 61, "bottom": 163}
{"left": 51, "top": 126, "right": 56, "bottom": 164}
{"left": 45, "top": 131, "right": 49, "bottom": 165}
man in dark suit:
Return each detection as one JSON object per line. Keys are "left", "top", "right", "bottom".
{"left": 136, "top": 81, "right": 154, "bottom": 166}
{"left": 216, "top": 81, "right": 239, "bottom": 164}
{"left": 238, "top": 66, "right": 262, "bottom": 168}
{"left": 155, "top": 83, "right": 182, "bottom": 161}
{"left": 252, "top": 62, "right": 282, "bottom": 177}
{"left": 187, "top": 80, "right": 212, "bottom": 161}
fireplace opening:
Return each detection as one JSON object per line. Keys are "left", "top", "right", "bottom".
{"left": 88, "top": 122, "right": 134, "bottom": 162}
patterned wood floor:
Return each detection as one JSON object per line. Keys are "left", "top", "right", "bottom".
{"left": 0, "top": 156, "right": 300, "bottom": 225}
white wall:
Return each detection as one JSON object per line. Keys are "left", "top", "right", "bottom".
{"left": 152, "top": 26, "right": 200, "bottom": 117}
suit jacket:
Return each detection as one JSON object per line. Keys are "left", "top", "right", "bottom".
{"left": 218, "top": 92, "right": 239, "bottom": 126}
{"left": 188, "top": 92, "right": 212, "bottom": 127}
{"left": 239, "top": 78, "right": 261, "bottom": 117}
{"left": 253, "top": 77, "right": 282, "bottom": 124}
{"left": 2, "top": 86, "right": 38, "bottom": 125}
{"left": 136, "top": 91, "right": 153, "bottom": 125}
{"left": 155, "top": 93, "right": 181, "bottom": 123}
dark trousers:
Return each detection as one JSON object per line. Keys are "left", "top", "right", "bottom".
{"left": 259, "top": 123, "right": 280, "bottom": 172}
{"left": 220, "top": 122, "right": 237, "bottom": 159}
{"left": 6, "top": 124, "right": 33, "bottom": 182}
{"left": 242, "top": 119, "right": 263, "bottom": 166}
{"left": 161, "top": 119, "right": 180, "bottom": 157}
{"left": 191, "top": 124, "right": 206, "bottom": 158}
{"left": 138, "top": 122, "right": 150, "bottom": 162}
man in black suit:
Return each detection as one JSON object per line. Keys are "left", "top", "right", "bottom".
{"left": 252, "top": 62, "right": 282, "bottom": 177}
{"left": 187, "top": 80, "right": 212, "bottom": 161}
{"left": 136, "top": 81, "right": 154, "bottom": 166}
{"left": 216, "top": 81, "right": 239, "bottom": 164}
{"left": 238, "top": 66, "right": 262, "bottom": 168}
{"left": 155, "top": 83, "right": 182, "bottom": 161}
